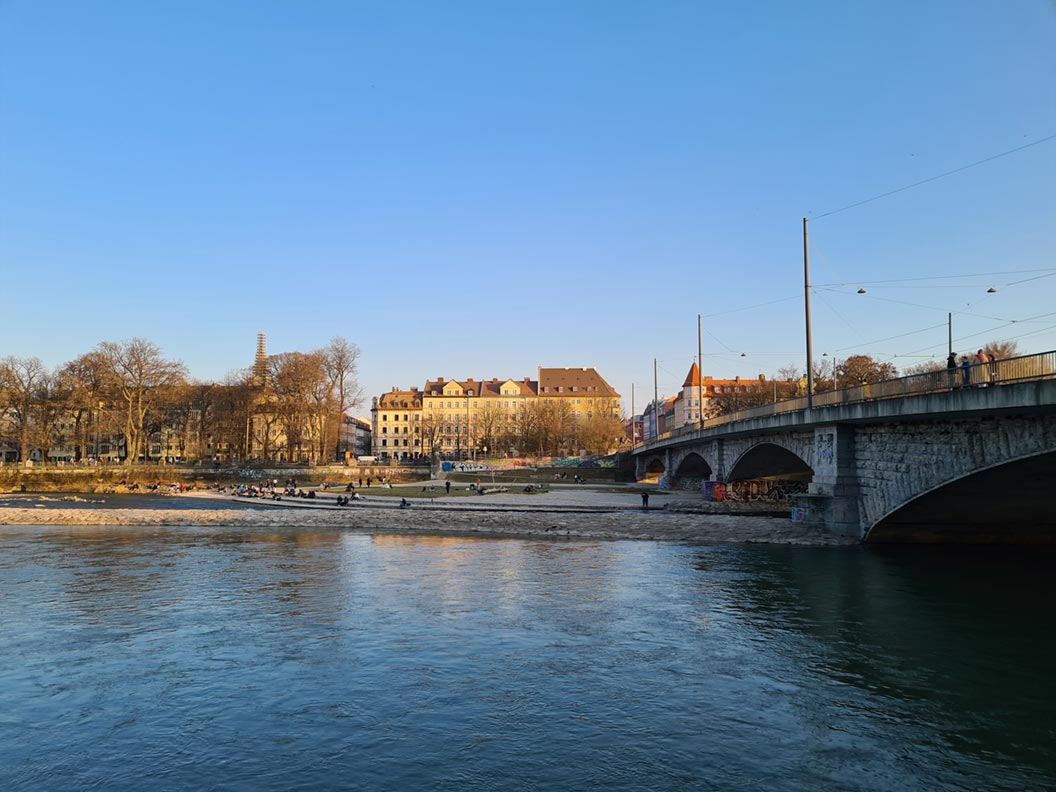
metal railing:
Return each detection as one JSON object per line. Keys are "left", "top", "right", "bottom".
{"left": 643, "top": 350, "right": 1056, "bottom": 447}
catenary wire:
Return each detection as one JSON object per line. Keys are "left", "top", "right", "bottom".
{"left": 810, "top": 133, "right": 1056, "bottom": 221}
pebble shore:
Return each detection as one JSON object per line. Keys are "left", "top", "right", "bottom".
{"left": 0, "top": 488, "right": 853, "bottom": 545}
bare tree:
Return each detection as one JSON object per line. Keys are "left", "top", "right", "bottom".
{"left": 982, "top": 340, "right": 1019, "bottom": 360}
{"left": 705, "top": 385, "right": 778, "bottom": 418}
{"left": 902, "top": 359, "right": 945, "bottom": 376}
{"left": 838, "top": 355, "right": 897, "bottom": 386}
{"left": 0, "top": 356, "right": 48, "bottom": 466}
{"left": 526, "top": 400, "right": 576, "bottom": 457}
{"left": 59, "top": 351, "right": 123, "bottom": 461}
{"left": 322, "top": 337, "right": 363, "bottom": 461}
{"left": 270, "top": 351, "right": 329, "bottom": 463}
{"left": 470, "top": 400, "right": 505, "bottom": 455}
{"left": 576, "top": 411, "right": 626, "bottom": 455}
{"left": 96, "top": 339, "right": 188, "bottom": 466}
{"left": 33, "top": 371, "right": 68, "bottom": 464}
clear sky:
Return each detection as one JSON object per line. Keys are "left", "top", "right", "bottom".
{"left": 2, "top": 0, "right": 1054, "bottom": 413}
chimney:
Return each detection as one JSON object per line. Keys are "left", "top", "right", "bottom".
{"left": 437, "top": 377, "right": 444, "bottom": 383}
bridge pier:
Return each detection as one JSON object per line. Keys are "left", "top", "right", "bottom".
{"left": 792, "top": 424, "right": 862, "bottom": 539}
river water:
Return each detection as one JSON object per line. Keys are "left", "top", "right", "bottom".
{"left": 1, "top": 525, "right": 1053, "bottom": 791}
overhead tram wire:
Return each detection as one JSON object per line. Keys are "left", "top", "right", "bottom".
{"left": 833, "top": 321, "right": 949, "bottom": 354}
{"left": 809, "top": 133, "right": 1056, "bottom": 222}
{"left": 699, "top": 294, "right": 800, "bottom": 319}
{"left": 812, "top": 267, "right": 1056, "bottom": 288}
{"left": 896, "top": 309, "right": 1056, "bottom": 358}
{"left": 815, "top": 286, "right": 1009, "bottom": 322}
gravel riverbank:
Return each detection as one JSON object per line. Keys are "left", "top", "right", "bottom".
{"left": 0, "top": 488, "right": 852, "bottom": 545}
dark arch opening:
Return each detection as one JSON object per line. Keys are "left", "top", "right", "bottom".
{"left": 675, "top": 452, "right": 712, "bottom": 479}
{"left": 645, "top": 457, "right": 666, "bottom": 475}
{"left": 727, "top": 443, "right": 813, "bottom": 482}
{"left": 868, "top": 451, "right": 1056, "bottom": 543}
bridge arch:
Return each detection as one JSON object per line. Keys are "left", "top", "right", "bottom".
{"left": 644, "top": 456, "right": 666, "bottom": 475}
{"left": 866, "top": 449, "right": 1056, "bottom": 543}
{"left": 727, "top": 442, "right": 813, "bottom": 483}
{"left": 673, "top": 452, "right": 712, "bottom": 479}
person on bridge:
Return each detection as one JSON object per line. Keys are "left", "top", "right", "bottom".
{"left": 946, "top": 352, "right": 958, "bottom": 390}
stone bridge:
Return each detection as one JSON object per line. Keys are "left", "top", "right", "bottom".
{"left": 633, "top": 379, "right": 1056, "bottom": 542}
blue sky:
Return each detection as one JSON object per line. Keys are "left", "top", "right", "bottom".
{"left": 2, "top": 0, "right": 1054, "bottom": 412}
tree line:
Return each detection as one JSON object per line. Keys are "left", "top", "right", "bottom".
{"left": 418, "top": 399, "right": 628, "bottom": 460}
{"left": 0, "top": 337, "right": 362, "bottom": 467}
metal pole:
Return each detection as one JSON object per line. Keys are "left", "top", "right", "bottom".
{"left": 948, "top": 312, "right": 952, "bottom": 357}
{"left": 653, "top": 358, "right": 659, "bottom": 441}
{"left": 697, "top": 314, "right": 704, "bottom": 430}
{"left": 625, "top": 386, "right": 633, "bottom": 451}
{"left": 803, "top": 217, "right": 814, "bottom": 411}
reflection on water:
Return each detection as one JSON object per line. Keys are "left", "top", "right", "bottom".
{"left": 1, "top": 526, "right": 1053, "bottom": 791}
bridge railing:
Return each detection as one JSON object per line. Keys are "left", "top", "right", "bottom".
{"left": 645, "top": 349, "right": 1056, "bottom": 445}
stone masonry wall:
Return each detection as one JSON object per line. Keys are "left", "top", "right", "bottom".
{"left": 852, "top": 414, "right": 1056, "bottom": 529}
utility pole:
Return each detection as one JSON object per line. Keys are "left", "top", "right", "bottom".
{"left": 697, "top": 314, "right": 704, "bottom": 430}
{"left": 653, "top": 358, "right": 659, "bottom": 441}
{"left": 803, "top": 217, "right": 814, "bottom": 411}
{"left": 948, "top": 312, "right": 952, "bottom": 357}
{"left": 631, "top": 383, "right": 635, "bottom": 450}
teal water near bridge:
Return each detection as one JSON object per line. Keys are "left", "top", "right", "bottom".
{"left": 1, "top": 526, "right": 1053, "bottom": 790}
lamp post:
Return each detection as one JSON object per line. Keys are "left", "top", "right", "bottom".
{"left": 803, "top": 217, "right": 814, "bottom": 411}
{"left": 697, "top": 315, "right": 704, "bottom": 431}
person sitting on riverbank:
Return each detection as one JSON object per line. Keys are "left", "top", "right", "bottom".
{"left": 399, "top": 498, "right": 410, "bottom": 508}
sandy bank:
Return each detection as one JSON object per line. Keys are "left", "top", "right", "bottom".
{"left": 0, "top": 503, "right": 852, "bottom": 545}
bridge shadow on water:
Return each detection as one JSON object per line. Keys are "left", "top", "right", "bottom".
{"left": 698, "top": 542, "right": 1056, "bottom": 783}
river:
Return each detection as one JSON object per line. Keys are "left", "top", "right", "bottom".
{"left": 1, "top": 525, "right": 1053, "bottom": 791}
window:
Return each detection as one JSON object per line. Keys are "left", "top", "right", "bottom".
{"left": 381, "top": 427, "right": 387, "bottom": 434}
{"left": 382, "top": 415, "right": 388, "bottom": 421}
